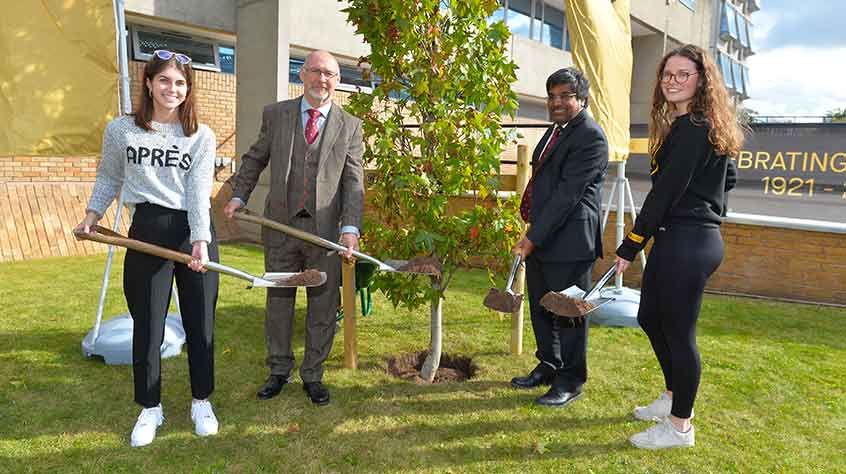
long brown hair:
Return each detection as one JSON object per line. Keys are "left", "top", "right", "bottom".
{"left": 648, "top": 44, "right": 742, "bottom": 158}
{"left": 134, "top": 53, "right": 198, "bottom": 136}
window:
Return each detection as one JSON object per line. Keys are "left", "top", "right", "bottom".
{"left": 738, "top": 14, "right": 751, "bottom": 49}
{"left": 720, "top": 2, "right": 739, "bottom": 41}
{"left": 718, "top": 51, "right": 735, "bottom": 90}
{"left": 740, "top": 64, "right": 750, "bottom": 97}
{"left": 731, "top": 59, "right": 744, "bottom": 96}
{"left": 678, "top": 0, "right": 696, "bottom": 11}
{"left": 130, "top": 24, "right": 235, "bottom": 73}
{"left": 491, "top": 0, "right": 569, "bottom": 51}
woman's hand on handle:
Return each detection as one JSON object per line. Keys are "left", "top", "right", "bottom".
{"left": 614, "top": 256, "right": 631, "bottom": 274}
{"left": 189, "top": 241, "right": 209, "bottom": 272}
{"left": 74, "top": 211, "right": 100, "bottom": 239}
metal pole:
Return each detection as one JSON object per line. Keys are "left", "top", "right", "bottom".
{"left": 615, "top": 160, "right": 626, "bottom": 289}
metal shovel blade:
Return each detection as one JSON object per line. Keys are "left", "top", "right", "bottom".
{"left": 383, "top": 258, "right": 442, "bottom": 277}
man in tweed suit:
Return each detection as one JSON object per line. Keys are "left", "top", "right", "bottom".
{"left": 224, "top": 50, "right": 364, "bottom": 406}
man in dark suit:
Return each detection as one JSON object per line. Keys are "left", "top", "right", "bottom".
{"left": 511, "top": 67, "right": 608, "bottom": 407}
{"left": 223, "top": 50, "right": 364, "bottom": 406}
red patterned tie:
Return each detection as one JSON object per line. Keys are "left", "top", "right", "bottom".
{"left": 305, "top": 108, "right": 321, "bottom": 144}
{"left": 520, "top": 126, "right": 561, "bottom": 223}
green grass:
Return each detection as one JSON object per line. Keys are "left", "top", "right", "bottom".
{"left": 1, "top": 243, "right": 844, "bottom": 473}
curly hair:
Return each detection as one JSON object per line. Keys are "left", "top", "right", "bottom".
{"left": 648, "top": 44, "right": 742, "bottom": 158}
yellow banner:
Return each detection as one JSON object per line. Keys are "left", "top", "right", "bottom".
{"left": 564, "top": 0, "right": 633, "bottom": 161}
{"left": 0, "top": 0, "right": 118, "bottom": 156}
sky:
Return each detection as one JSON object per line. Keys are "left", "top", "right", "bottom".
{"left": 743, "top": 0, "right": 846, "bottom": 117}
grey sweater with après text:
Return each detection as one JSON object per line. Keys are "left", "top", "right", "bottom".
{"left": 87, "top": 115, "right": 216, "bottom": 243}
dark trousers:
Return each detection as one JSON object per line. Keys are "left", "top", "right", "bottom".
{"left": 263, "top": 215, "right": 341, "bottom": 383}
{"left": 637, "top": 224, "right": 723, "bottom": 418}
{"left": 124, "top": 203, "right": 219, "bottom": 408}
{"left": 526, "top": 257, "right": 594, "bottom": 391}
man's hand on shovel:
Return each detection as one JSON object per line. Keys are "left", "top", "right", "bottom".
{"left": 512, "top": 235, "right": 535, "bottom": 259}
{"left": 339, "top": 232, "right": 359, "bottom": 261}
{"left": 74, "top": 211, "right": 100, "bottom": 239}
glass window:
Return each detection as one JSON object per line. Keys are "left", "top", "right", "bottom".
{"left": 508, "top": 0, "right": 532, "bottom": 40}
{"left": 731, "top": 59, "right": 744, "bottom": 96}
{"left": 721, "top": 2, "right": 738, "bottom": 41}
{"left": 219, "top": 45, "right": 235, "bottom": 74}
{"left": 532, "top": 1, "right": 543, "bottom": 41}
{"left": 718, "top": 52, "right": 734, "bottom": 90}
{"left": 741, "top": 65, "right": 750, "bottom": 96}
{"left": 678, "top": 0, "right": 696, "bottom": 11}
{"left": 542, "top": 3, "right": 565, "bottom": 50}
{"left": 132, "top": 26, "right": 220, "bottom": 71}
{"left": 738, "top": 15, "right": 750, "bottom": 48}
{"left": 289, "top": 58, "right": 304, "bottom": 84}
{"left": 290, "top": 58, "right": 373, "bottom": 90}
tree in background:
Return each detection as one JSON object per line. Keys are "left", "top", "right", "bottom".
{"left": 343, "top": 0, "right": 523, "bottom": 381}
{"left": 826, "top": 108, "right": 846, "bottom": 122}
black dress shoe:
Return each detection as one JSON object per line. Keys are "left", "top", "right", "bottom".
{"left": 303, "top": 381, "right": 330, "bottom": 406}
{"left": 511, "top": 368, "right": 552, "bottom": 389}
{"left": 535, "top": 386, "right": 583, "bottom": 407}
{"left": 257, "top": 374, "right": 288, "bottom": 400}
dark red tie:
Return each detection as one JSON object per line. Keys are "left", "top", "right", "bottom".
{"left": 520, "top": 126, "right": 561, "bottom": 223}
{"left": 305, "top": 109, "right": 321, "bottom": 144}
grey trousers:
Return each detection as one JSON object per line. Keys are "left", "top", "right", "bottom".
{"left": 263, "top": 215, "right": 341, "bottom": 383}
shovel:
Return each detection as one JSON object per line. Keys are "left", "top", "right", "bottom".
{"left": 233, "top": 210, "right": 442, "bottom": 278}
{"left": 483, "top": 254, "right": 523, "bottom": 313}
{"left": 540, "top": 263, "right": 616, "bottom": 318}
{"left": 75, "top": 225, "right": 327, "bottom": 288}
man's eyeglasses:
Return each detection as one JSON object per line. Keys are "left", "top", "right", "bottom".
{"left": 661, "top": 71, "right": 698, "bottom": 84}
{"left": 547, "top": 92, "right": 578, "bottom": 102}
{"left": 304, "top": 67, "right": 339, "bottom": 79}
{"left": 153, "top": 50, "right": 192, "bottom": 65}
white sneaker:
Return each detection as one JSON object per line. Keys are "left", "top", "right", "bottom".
{"left": 130, "top": 405, "right": 164, "bottom": 447}
{"left": 633, "top": 392, "right": 672, "bottom": 421}
{"left": 191, "top": 399, "right": 219, "bottom": 437}
{"left": 630, "top": 417, "right": 695, "bottom": 450}
{"left": 633, "top": 393, "right": 694, "bottom": 421}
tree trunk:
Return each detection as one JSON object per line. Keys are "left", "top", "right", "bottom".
{"left": 420, "top": 282, "right": 443, "bottom": 383}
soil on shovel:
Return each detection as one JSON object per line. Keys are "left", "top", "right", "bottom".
{"left": 540, "top": 292, "right": 595, "bottom": 318}
{"left": 396, "top": 256, "right": 442, "bottom": 278}
{"left": 387, "top": 350, "right": 478, "bottom": 384}
{"left": 483, "top": 288, "right": 523, "bottom": 313}
{"left": 274, "top": 269, "right": 323, "bottom": 286}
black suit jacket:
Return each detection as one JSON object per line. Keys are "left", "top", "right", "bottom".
{"left": 526, "top": 109, "right": 609, "bottom": 263}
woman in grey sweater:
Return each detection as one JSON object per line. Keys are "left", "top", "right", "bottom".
{"left": 75, "top": 50, "right": 219, "bottom": 447}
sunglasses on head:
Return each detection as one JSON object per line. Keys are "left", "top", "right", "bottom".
{"left": 153, "top": 50, "right": 192, "bottom": 65}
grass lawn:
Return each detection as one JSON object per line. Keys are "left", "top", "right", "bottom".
{"left": 1, "top": 243, "right": 844, "bottom": 473}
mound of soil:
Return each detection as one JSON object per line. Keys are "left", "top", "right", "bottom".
{"left": 387, "top": 350, "right": 478, "bottom": 384}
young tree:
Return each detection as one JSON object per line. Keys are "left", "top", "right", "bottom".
{"left": 826, "top": 108, "right": 846, "bottom": 122}
{"left": 343, "top": 0, "right": 523, "bottom": 381}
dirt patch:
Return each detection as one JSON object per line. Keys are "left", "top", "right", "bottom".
{"left": 483, "top": 288, "right": 523, "bottom": 313}
{"left": 387, "top": 350, "right": 478, "bottom": 384}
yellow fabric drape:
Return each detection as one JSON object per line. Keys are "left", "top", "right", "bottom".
{"left": 0, "top": 0, "right": 118, "bottom": 156}
{"left": 564, "top": 0, "right": 633, "bottom": 161}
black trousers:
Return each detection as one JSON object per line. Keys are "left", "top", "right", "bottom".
{"left": 526, "top": 257, "right": 594, "bottom": 391}
{"left": 637, "top": 224, "right": 723, "bottom": 418}
{"left": 124, "top": 203, "right": 219, "bottom": 408}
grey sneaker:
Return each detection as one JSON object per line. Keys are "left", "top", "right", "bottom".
{"left": 630, "top": 417, "right": 695, "bottom": 450}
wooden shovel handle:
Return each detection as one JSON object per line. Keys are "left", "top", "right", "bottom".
{"left": 75, "top": 225, "right": 193, "bottom": 265}
{"left": 233, "top": 209, "right": 343, "bottom": 252}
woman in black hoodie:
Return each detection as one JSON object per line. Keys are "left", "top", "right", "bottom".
{"left": 615, "top": 44, "right": 741, "bottom": 450}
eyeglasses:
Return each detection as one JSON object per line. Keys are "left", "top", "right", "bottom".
{"left": 547, "top": 92, "right": 578, "bottom": 102}
{"left": 661, "top": 71, "right": 698, "bottom": 84}
{"left": 303, "top": 67, "right": 339, "bottom": 79}
{"left": 153, "top": 50, "right": 192, "bottom": 65}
